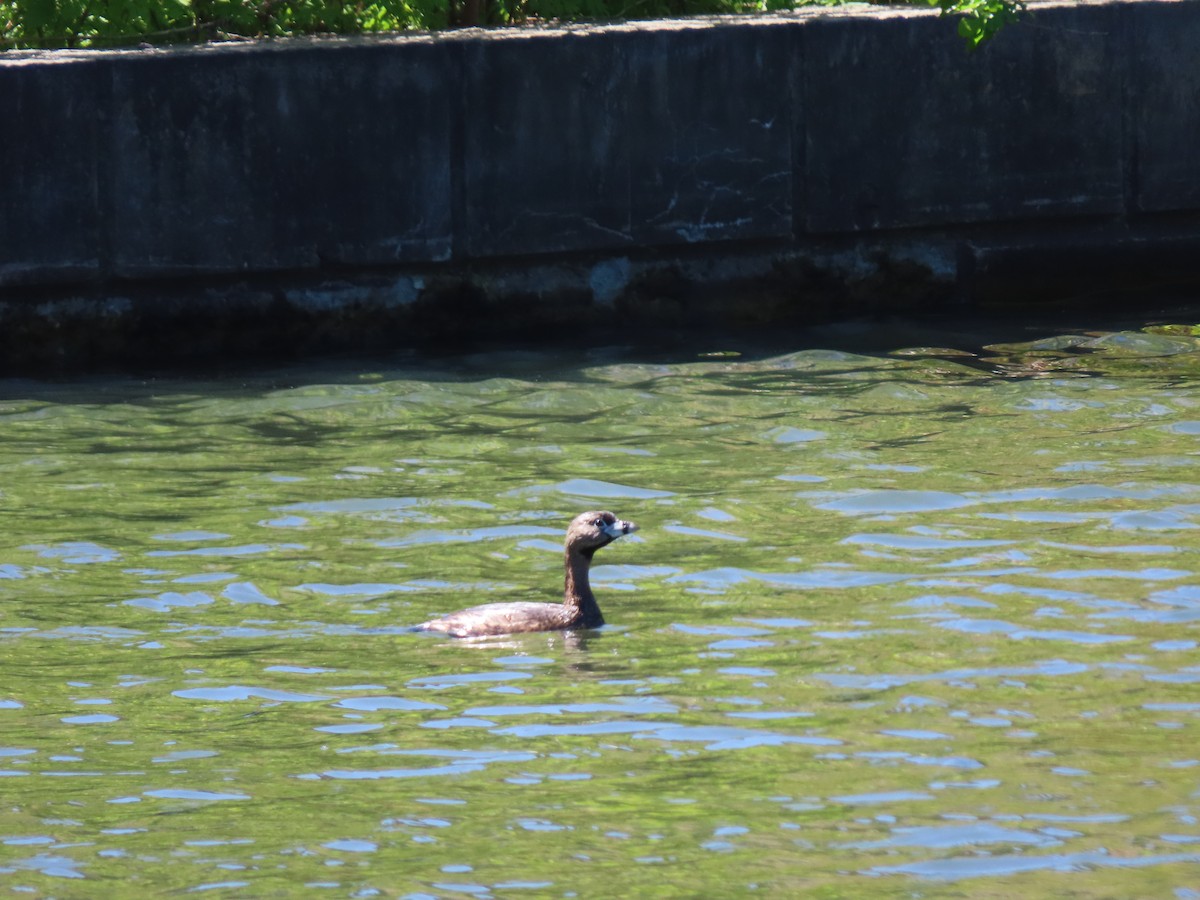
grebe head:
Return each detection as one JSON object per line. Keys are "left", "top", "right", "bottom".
{"left": 565, "top": 510, "right": 638, "bottom": 554}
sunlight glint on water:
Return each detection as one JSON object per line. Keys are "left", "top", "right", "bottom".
{"left": 2, "top": 329, "right": 1200, "bottom": 896}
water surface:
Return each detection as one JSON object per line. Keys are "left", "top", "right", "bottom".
{"left": 3, "top": 321, "right": 1200, "bottom": 896}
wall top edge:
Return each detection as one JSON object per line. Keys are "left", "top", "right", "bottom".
{"left": 0, "top": 0, "right": 1155, "bottom": 64}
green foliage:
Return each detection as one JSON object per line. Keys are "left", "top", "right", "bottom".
{"left": 0, "top": 0, "right": 1022, "bottom": 49}
{"left": 1, "top": 0, "right": 448, "bottom": 47}
{"left": 928, "top": 0, "right": 1024, "bottom": 48}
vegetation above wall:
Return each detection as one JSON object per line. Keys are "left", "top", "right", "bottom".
{"left": 1, "top": 0, "right": 1021, "bottom": 50}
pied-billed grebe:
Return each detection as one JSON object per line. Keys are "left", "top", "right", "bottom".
{"left": 415, "top": 510, "right": 638, "bottom": 638}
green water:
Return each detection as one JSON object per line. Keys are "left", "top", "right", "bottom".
{"left": 3, "top": 321, "right": 1200, "bottom": 897}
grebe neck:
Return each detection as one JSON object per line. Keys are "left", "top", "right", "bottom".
{"left": 564, "top": 546, "right": 604, "bottom": 628}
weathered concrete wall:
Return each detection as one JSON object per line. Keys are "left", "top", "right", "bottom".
{"left": 1, "top": 0, "right": 1198, "bottom": 367}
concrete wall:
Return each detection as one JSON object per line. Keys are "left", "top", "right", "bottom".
{"left": 1, "top": 1, "right": 1199, "bottom": 367}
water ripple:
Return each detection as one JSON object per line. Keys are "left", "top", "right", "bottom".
{"left": 125, "top": 591, "right": 213, "bottom": 611}
{"left": 812, "top": 491, "right": 974, "bottom": 514}
{"left": 845, "top": 534, "right": 1014, "bottom": 551}
{"left": 308, "top": 749, "right": 537, "bottom": 781}
{"left": 841, "top": 822, "right": 1056, "bottom": 850}
{"left": 935, "top": 619, "right": 1134, "bottom": 644}
{"left": 466, "top": 698, "right": 676, "bottom": 717}
{"left": 511, "top": 479, "right": 675, "bottom": 500}
{"left": 376, "top": 526, "right": 560, "bottom": 548}
{"left": 815, "top": 660, "right": 1090, "bottom": 690}
{"left": 335, "top": 696, "right": 446, "bottom": 712}
{"left": 667, "top": 568, "right": 912, "bottom": 591}
{"left": 22, "top": 542, "right": 121, "bottom": 564}
{"left": 144, "top": 789, "right": 250, "bottom": 802}
{"left": 173, "top": 686, "right": 331, "bottom": 703}
{"left": 872, "top": 850, "right": 1200, "bottom": 881}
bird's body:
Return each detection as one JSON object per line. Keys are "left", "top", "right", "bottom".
{"left": 416, "top": 510, "right": 638, "bottom": 638}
